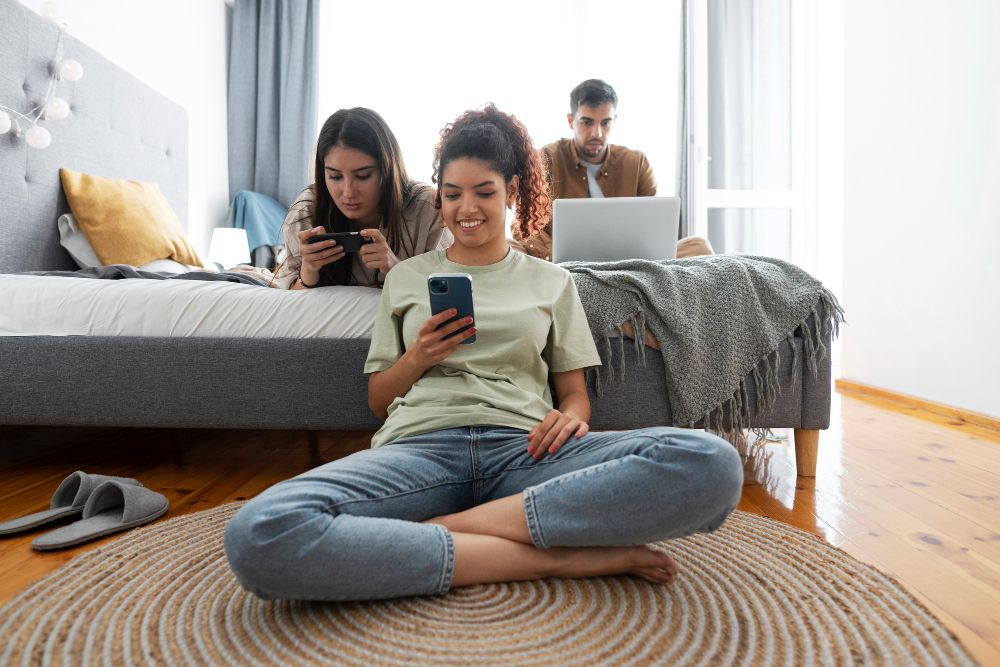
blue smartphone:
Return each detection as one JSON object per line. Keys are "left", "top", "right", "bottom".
{"left": 428, "top": 273, "right": 476, "bottom": 344}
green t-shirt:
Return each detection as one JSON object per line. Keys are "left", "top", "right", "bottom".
{"left": 364, "top": 249, "right": 601, "bottom": 448}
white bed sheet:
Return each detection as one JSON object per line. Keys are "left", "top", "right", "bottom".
{"left": 0, "top": 275, "right": 380, "bottom": 338}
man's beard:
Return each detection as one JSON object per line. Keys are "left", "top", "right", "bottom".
{"left": 577, "top": 140, "right": 605, "bottom": 158}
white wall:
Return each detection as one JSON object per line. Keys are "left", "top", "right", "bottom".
{"left": 19, "top": 0, "right": 231, "bottom": 255}
{"left": 842, "top": 0, "right": 1000, "bottom": 416}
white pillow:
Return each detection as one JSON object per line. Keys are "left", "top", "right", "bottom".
{"left": 138, "top": 258, "right": 196, "bottom": 273}
{"left": 57, "top": 212, "right": 215, "bottom": 272}
{"left": 57, "top": 213, "right": 101, "bottom": 268}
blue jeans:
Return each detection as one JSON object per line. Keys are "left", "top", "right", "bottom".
{"left": 224, "top": 426, "right": 743, "bottom": 601}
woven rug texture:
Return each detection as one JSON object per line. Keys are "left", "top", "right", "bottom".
{"left": 0, "top": 503, "right": 977, "bottom": 666}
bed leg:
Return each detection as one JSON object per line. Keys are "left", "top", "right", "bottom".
{"left": 793, "top": 428, "right": 819, "bottom": 477}
{"left": 307, "top": 430, "right": 321, "bottom": 467}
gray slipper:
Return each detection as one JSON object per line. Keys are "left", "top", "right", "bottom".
{"left": 31, "top": 480, "right": 168, "bottom": 551}
{"left": 0, "top": 471, "right": 142, "bottom": 535}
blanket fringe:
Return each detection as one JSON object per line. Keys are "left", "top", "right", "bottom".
{"left": 589, "top": 312, "right": 650, "bottom": 397}
{"left": 692, "top": 288, "right": 844, "bottom": 434}
{"left": 592, "top": 288, "right": 845, "bottom": 436}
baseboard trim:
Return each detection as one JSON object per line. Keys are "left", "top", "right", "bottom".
{"left": 835, "top": 379, "right": 1000, "bottom": 433}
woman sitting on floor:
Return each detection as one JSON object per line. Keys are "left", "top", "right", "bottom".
{"left": 275, "top": 107, "right": 452, "bottom": 289}
{"left": 224, "top": 104, "right": 743, "bottom": 601}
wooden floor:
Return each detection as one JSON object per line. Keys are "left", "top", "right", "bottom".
{"left": 1, "top": 392, "right": 998, "bottom": 665}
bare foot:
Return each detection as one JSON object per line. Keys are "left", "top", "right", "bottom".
{"left": 427, "top": 496, "right": 678, "bottom": 586}
{"left": 550, "top": 544, "right": 680, "bottom": 585}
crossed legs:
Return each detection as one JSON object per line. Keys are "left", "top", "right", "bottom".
{"left": 224, "top": 426, "right": 742, "bottom": 601}
{"left": 426, "top": 494, "right": 681, "bottom": 586}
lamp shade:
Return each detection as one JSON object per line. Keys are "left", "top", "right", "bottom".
{"left": 208, "top": 228, "right": 251, "bottom": 269}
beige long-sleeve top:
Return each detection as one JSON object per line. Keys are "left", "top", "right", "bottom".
{"left": 275, "top": 184, "right": 452, "bottom": 289}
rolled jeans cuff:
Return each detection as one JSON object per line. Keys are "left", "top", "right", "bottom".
{"left": 433, "top": 524, "right": 456, "bottom": 595}
{"left": 522, "top": 488, "right": 548, "bottom": 549}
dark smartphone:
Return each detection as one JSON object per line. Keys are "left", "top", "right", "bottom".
{"left": 306, "top": 232, "right": 374, "bottom": 253}
{"left": 428, "top": 273, "right": 476, "bottom": 344}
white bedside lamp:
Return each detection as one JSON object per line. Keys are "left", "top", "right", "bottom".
{"left": 208, "top": 228, "right": 251, "bottom": 270}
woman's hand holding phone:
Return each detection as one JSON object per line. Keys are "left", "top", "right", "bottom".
{"left": 405, "top": 309, "right": 477, "bottom": 369}
{"left": 297, "top": 227, "right": 345, "bottom": 283}
{"left": 368, "top": 309, "right": 475, "bottom": 419}
{"left": 358, "top": 229, "right": 400, "bottom": 274}
{"left": 526, "top": 409, "right": 590, "bottom": 459}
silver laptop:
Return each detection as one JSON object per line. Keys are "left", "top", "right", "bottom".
{"left": 551, "top": 197, "right": 681, "bottom": 263}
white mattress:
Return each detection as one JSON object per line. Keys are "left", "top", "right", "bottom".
{"left": 0, "top": 275, "right": 380, "bottom": 338}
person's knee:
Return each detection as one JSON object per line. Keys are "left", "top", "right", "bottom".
{"left": 644, "top": 428, "right": 743, "bottom": 531}
{"left": 646, "top": 426, "right": 739, "bottom": 473}
{"left": 677, "top": 236, "right": 714, "bottom": 258}
{"left": 224, "top": 501, "right": 280, "bottom": 599}
{"left": 224, "top": 496, "right": 331, "bottom": 600}
{"left": 707, "top": 432, "right": 744, "bottom": 485}
{"left": 696, "top": 432, "right": 744, "bottom": 528}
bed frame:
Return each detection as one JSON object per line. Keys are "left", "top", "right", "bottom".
{"left": 0, "top": 0, "right": 830, "bottom": 475}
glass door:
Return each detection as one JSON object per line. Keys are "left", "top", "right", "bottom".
{"left": 689, "top": 0, "right": 818, "bottom": 273}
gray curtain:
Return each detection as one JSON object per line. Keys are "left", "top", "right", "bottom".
{"left": 674, "top": 0, "right": 690, "bottom": 239}
{"left": 227, "top": 0, "right": 319, "bottom": 209}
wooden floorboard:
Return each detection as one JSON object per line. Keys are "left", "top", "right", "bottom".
{"left": 1, "top": 393, "right": 999, "bottom": 665}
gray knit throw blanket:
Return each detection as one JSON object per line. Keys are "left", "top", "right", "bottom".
{"left": 562, "top": 255, "right": 845, "bottom": 431}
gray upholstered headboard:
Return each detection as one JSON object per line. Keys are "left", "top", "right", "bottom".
{"left": 0, "top": 0, "right": 188, "bottom": 273}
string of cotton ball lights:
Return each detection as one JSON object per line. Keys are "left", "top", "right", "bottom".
{"left": 0, "top": 1, "right": 84, "bottom": 150}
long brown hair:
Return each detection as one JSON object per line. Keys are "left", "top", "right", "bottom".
{"left": 312, "top": 108, "right": 417, "bottom": 285}
{"left": 431, "top": 103, "right": 550, "bottom": 240}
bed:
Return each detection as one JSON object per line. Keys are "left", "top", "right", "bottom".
{"left": 0, "top": 0, "right": 831, "bottom": 475}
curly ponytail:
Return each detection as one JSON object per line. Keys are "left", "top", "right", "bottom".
{"left": 431, "top": 103, "right": 551, "bottom": 239}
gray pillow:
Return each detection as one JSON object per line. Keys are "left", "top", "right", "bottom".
{"left": 57, "top": 213, "right": 101, "bottom": 268}
{"left": 57, "top": 213, "right": 205, "bottom": 273}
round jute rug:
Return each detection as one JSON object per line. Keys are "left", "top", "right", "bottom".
{"left": 0, "top": 503, "right": 976, "bottom": 666}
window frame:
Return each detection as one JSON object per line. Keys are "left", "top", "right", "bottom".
{"left": 688, "top": 0, "right": 819, "bottom": 273}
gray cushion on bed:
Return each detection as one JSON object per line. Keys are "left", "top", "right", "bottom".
{"left": 0, "top": 325, "right": 831, "bottom": 432}
{"left": 0, "top": 336, "right": 381, "bottom": 430}
{"left": 0, "top": 0, "right": 188, "bottom": 273}
{"left": 590, "top": 324, "right": 830, "bottom": 431}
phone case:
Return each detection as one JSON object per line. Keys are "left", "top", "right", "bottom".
{"left": 428, "top": 273, "right": 476, "bottom": 344}
{"left": 306, "top": 232, "right": 374, "bottom": 253}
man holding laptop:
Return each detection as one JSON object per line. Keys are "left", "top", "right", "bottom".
{"left": 512, "top": 79, "right": 712, "bottom": 262}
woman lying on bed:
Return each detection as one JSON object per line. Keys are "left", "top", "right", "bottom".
{"left": 275, "top": 107, "right": 452, "bottom": 289}
{"left": 224, "top": 104, "right": 743, "bottom": 601}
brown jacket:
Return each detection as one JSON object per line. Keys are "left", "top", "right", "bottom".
{"left": 512, "top": 138, "right": 658, "bottom": 260}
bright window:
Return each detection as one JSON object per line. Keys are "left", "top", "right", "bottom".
{"left": 318, "top": 0, "right": 682, "bottom": 191}
{"left": 690, "top": 0, "right": 832, "bottom": 282}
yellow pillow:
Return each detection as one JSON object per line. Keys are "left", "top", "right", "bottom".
{"left": 60, "top": 168, "right": 206, "bottom": 268}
